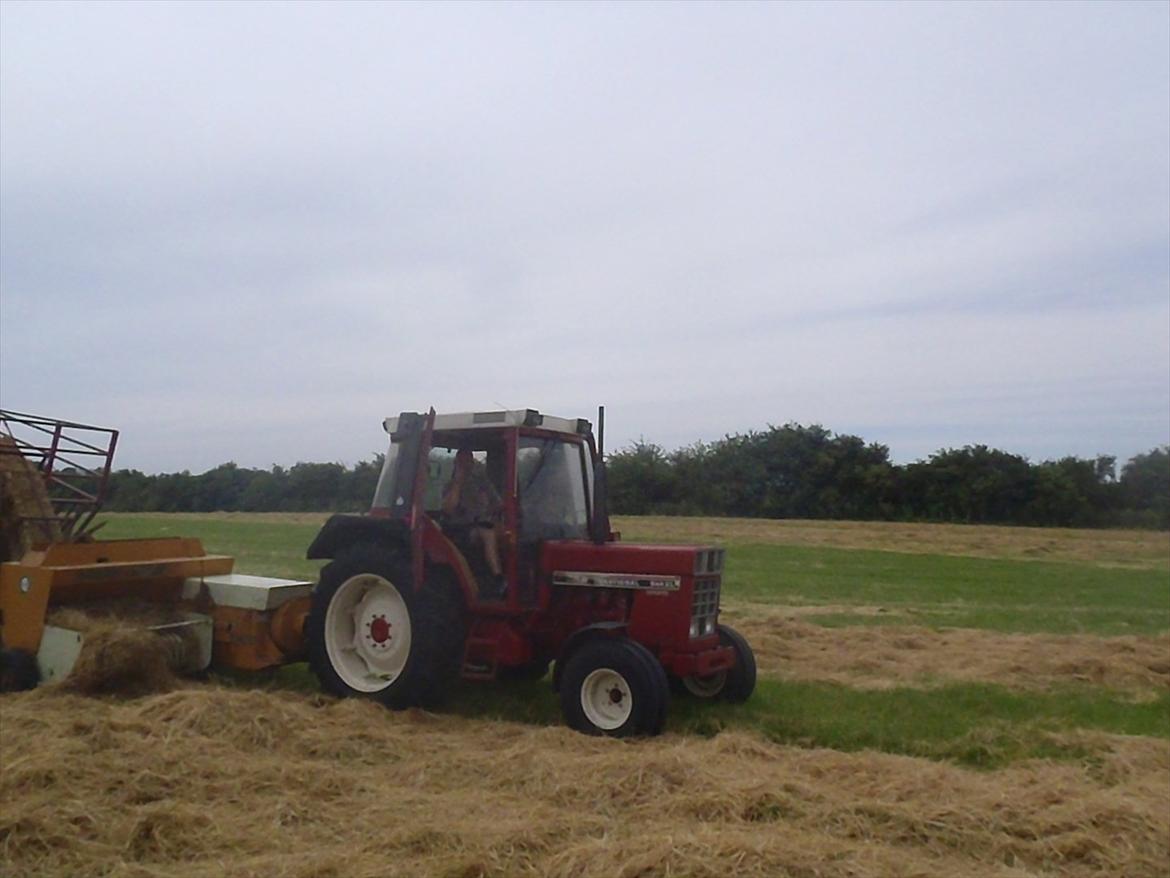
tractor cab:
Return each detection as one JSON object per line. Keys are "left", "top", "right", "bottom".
{"left": 366, "top": 409, "right": 602, "bottom": 607}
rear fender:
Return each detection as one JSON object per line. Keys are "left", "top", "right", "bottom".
{"left": 306, "top": 515, "right": 410, "bottom": 560}
{"left": 551, "top": 621, "right": 628, "bottom": 691}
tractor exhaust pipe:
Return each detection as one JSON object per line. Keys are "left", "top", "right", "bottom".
{"left": 592, "top": 405, "right": 611, "bottom": 545}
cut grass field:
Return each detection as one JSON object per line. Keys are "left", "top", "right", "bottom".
{"left": 617, "top": 515, "right": 1170, "bottom": 570}
{"left": 726, "top": 544, "right": 1168, "bottom": 635}
{"left": 6, "top": 689, "right": 1166, "bottom": 878}
{"left": 5, "top": 513, "right": 1169, "bottom": 877}
{"left": 91, "top": 512, "right": 1170, "bottom": 765}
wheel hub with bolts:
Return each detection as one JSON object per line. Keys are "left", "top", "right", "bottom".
{"left": 580, "top": 667, "right": 633, "bottom": 731}
{"left": 367, "top": 615, "right": 392, "bottom": 646}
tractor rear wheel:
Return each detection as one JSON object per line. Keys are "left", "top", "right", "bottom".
{"left": 678, "top": 624, "right": 756, "bottom": 702}
{"left": 559, "top": 638, "right": 669, "bottom": 737}
{"left": 308, "top": 545, "right": 462, "bottom": 709}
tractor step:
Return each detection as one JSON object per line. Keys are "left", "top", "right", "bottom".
{"left": 460, "top": 636, "right": 499, "bottom": 680}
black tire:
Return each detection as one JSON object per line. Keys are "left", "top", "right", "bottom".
{"left": 559, "top": 638, "right": 669, "bottom": 737}
{"left": 676, "top": 624, "right": 757, "bottom": 703}
{"left": 307, "top": 544, "right": 463, "bottom": 709}
{"left": 634, "top": 641, "right": 670, "bottom": 734}
{"left": 718, "top": 624, "right": 756, "bottom": 702}
{"left": 0, "top": 648, "right": 40, "bottom": 692}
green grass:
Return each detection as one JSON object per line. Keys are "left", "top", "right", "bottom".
{"left": 97, "top": 515, "right": 327, "bottom": 581}
{"left": 696, "top": 680, "right": 1170, "bottom": 766}
{"left": 255, "top": 663, "right": 1170, "bottom": 768}
{"left": 98, "top": 514, "right": 1170, "bottom": 636}
{"left": 726, "top": 544, "right": 1170, "bottom": 635}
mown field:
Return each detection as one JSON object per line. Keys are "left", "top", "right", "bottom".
{"left": 2, "top": 514, "right": 1168, "bottom": 878}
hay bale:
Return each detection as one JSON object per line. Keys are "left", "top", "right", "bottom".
{"left": 62, "top": 625, "right": 180, "bottom": 696}
{"left": 47, "top": 603, "right": 198, "bottom": 696}
{"left": 0, "top": 434, "right": 61, "bottom": 562}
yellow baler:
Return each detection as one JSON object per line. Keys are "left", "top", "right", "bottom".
{"left": 0, "top": 410, "right": 311, "bottom": 690}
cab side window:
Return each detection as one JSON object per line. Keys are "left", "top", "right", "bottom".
{"left": 517, "top": 438, "right": 589, "bottom": 541}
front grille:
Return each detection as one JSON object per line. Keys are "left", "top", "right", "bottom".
{"left": 691, "top": 577, "right": 721, "bottom": 638}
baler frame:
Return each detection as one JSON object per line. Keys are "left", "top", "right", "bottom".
{"left": 0, "top": 409, "right": 119, "bottom": 540}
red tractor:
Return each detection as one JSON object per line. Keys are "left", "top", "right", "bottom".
{"left": 305, "top": 408, "right": 755, "bottom": 736}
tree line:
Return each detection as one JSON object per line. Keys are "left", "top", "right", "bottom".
{"left": 607, "top": 426, "right": 1168, "bottom": 529}
{"left": 102, "top": 426, "right": 1169, "bottom": 529}
{"left": 105, "top": 459, "right": 384, "bottom": 515}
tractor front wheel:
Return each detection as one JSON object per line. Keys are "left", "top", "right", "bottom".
{"left": 679, "top": 624, "right": 756, "bottom": 702}
{"left": 559, "top": 638, "right": 669, "bottom": 737}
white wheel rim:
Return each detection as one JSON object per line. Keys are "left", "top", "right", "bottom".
{"left": 324, "top": 573, "right": 412, "bottom": 693}
{"left": 682, "top": 671, "right": 727, "bottom": 698}
{"left": 580, "top": 667, "right": 633, "bottom": 730}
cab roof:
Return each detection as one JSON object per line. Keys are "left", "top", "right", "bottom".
{"left": 382, "top": 409, "right": 591, "bottom": 437}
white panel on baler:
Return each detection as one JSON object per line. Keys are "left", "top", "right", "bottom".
{"left": 181, "top": 573, "right": 313, "bottom": 611}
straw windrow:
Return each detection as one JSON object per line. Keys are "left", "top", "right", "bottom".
{"left": 1, "top": 686, "right": 1166, "bottom": 878}
{"left": 725, "top": 605, "right": 1170, "bottom": 694}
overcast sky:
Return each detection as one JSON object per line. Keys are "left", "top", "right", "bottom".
{"left": 1, "top": 1, "right": 1167, "bottom": 474}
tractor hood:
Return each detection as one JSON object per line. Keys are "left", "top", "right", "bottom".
{"left": 539, "top": 541, "right": 724, "bottom": 580}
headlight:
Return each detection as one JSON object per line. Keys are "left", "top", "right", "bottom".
{"left": 689, "top": 618, "right": 699, "bottom": 639}
{"left": 703, "top": 618, "right": 716, "bottom": 636}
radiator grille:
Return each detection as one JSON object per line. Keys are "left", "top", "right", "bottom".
{"left": 691, "top": 577, "right": 721, "bottom": 638}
